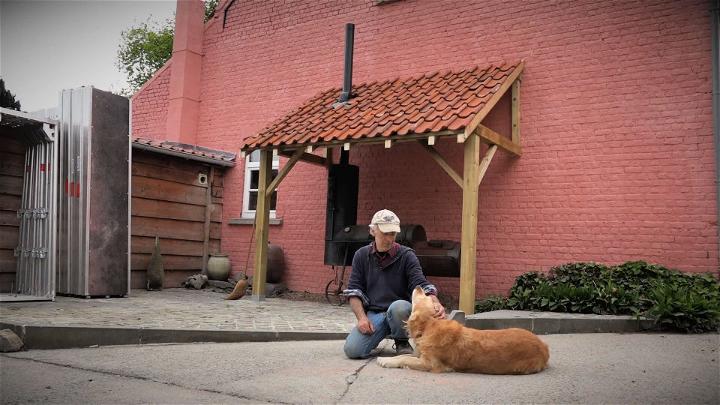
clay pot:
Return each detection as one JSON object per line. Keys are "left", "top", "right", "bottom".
{"left": 267, "top": 243, "right": 286, "bottom": 284}
{"left": 207, "top": 254, "right": 231, "bottom": 281}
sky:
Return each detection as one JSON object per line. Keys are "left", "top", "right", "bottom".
{"left": 1, "top": 0, "right": 177, "bottom": 112}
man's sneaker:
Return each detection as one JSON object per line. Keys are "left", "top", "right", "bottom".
{"left": 393, "top": 339, "right": 413, "bottom": 355}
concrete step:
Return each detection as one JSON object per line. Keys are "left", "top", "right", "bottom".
{"left": 467, "top": 310, "right": 658, "bottom": 334}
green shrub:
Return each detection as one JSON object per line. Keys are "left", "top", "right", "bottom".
{"left": 646, "top": 279, "right": 720, "bottom": 333}
{"left": 475, "top": 261, "right": 720, "bottom": 333}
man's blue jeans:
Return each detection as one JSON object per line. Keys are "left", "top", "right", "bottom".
{"left": 343, "top": 300, "right": 411, "bottom": 359}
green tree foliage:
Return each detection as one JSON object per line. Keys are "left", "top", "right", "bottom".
{"left": 204, "top": 0, "right": 218, "bottom": 21}
{"left": 0, "top": 78, "right": 22, "bottom": 110}
{"left": 116, "top": 18, "right": 174, "bottom": 95}
{"left": 116, "top": 0, "right": 218, "bottom": 95}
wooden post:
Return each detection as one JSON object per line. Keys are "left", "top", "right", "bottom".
{"left": 459, "top": 132, "right": 480, "bottom": 314}
{"left": 201, "top": 166, "right": 215, "bottom": 275}
{"left": 512, "top": 80, "right": 520, "bottom": 144}
{"left": 252, "top": 150, "right": 272, "bottom": 301}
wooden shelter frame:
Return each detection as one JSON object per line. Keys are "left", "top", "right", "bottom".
{"left": 247, "top": 63, "right": 524, "bottom": 314}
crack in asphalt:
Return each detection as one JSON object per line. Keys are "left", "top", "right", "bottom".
{"left": 338, "top": 341, "right": 391, "bottom": 403}
{"left": 2, "top": 354, "right": 284, "bottom": 404}
{"left": 339, "top": 358, "right": 373, "bottom": 402}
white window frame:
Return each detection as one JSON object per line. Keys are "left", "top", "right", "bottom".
{"left": 242, "top": 150, "right": 279, "bottom": 219}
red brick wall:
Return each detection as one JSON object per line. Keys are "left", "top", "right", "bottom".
{"left": 135, "top": 0, "right": 719, "bottom": 297}
{"left": 131, "top": 64, "right": 172, "bottom": 140}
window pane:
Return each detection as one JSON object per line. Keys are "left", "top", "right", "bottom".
{"left": 250, "top": 170, "right": 259, "bottom": 189}
{"left": 271, "top": 169, "right": 278, "bottom": 179}
{"left": 249, "top": 191, "right": 258, "bottom": 210}
{"left": 249, "top": 150, "right": 260, "bottom": 162}
{"left": 270, "top": 191, "right": 277, "bottom": 210}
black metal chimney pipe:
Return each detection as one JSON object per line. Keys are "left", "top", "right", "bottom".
{"left": 338, "top": 23, "right": 355, "bottom": 103}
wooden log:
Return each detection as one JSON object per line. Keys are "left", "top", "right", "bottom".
{"left": 0, "top": 248, "right": 16, "bottom": 273}
{"left": 132, "top": 235, "right": 220, "bottom": 256}
{"left": 0, "top": 226, "right": 19, "bottom": 249}
{"left": 132, "top": 176, "right": 207, "bottom": 206}
{"left": 0, "top": 152, "right": 25, "bottom": 177}
{"left": 0, "top": 135, "right": 26, "bottom": 154}
{"left": 0, "top": 273, "right": 15, "bottom": 292}
{"left": 0, "top": 210, "right": 19, "bottom": 227}
{"left": 0, "top": 195, "right": 21, "bottom": 211}
{"left": 131, "top": 197, "right": 221, "bottom": 223}
{"left": 131, "top": 217, "right": 221, "bottom": 241}
{"left": 133, "top": 160, "right": 209, "bottom": 188}
{"left": 0, "top": 176, "right": 23, "bottom": 196}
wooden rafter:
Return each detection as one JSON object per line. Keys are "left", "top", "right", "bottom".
{"left": 463, "top": 61, "right": 525, "bottom": 139}
{"left": 477, "top": 145, "right": 497, "bottom": 187}
{"left": 476, "top": 125, "right": 522, "bottom": 156}
{"left": 278, "top": 149, "right": 328, "bottom": 167}
{"left": 418, "top": 140, "right": 463, "bottom": 189}
{"left": 268, "top": 148, "right": 304, "bottom": 194}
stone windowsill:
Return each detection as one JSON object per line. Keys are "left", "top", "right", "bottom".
{"left": 228, "top": 217, "right": 283, "bottom": 226}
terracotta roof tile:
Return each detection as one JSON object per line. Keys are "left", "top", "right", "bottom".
{"left": 241, "top": 61, "right": 523, "bottom": 151}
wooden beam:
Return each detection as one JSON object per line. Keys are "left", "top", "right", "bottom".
{"left": 277, "top": 149, "right": 328, "bottom": 167}
{"left": 268, "top": 148, "right": 303, "bottom": 194}
{"left": 459, "top": 132, "right": 480, "bottom": 314}
{"left": 478, "top": 145, "right": 497, "bottom": 187}
{"left": 418, "top": 140, "right": 463, "bottom": 189}
{"left": 463, "top": 62, "right": 525, "bottom": 139}
{"left": 201, "top": 166, "right": 215, "bottom": 275}
{"left": 512, "top": 79, "right": 520, "bottom": 144}
{"left": 476, "top": 124, "right": 522, "bottom": 157}
{"left": 325, "top": 147, "right": 334, "bottom": 169}
{"left": 252, "top": 150, "right": 272, "bottom": 301}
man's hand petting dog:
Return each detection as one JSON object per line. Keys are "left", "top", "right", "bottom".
{"left": 429, "top": 295, "right": 445, "bottom": 319}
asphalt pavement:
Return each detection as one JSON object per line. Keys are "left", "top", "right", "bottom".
{"left": 2, "top": 333, "right": 718, "bottom": 404}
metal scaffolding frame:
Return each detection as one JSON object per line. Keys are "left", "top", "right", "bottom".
{"left": 0, "top": 107, "right": 58, "bottom": 302}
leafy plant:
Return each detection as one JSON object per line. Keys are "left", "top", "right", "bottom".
{"left": 0, "top": 78, "right": 21, "bottom": 110}
{"left": 115, "top": 0, "right": 219, "bottom": 95}
{"left": 116, "top": 18, "right": 174, "bottom": 95}
{"left": 475, "top": 260, "right": 720, "bottom": 333}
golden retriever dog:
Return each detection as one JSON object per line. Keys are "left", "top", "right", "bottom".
{"left": 376, "top": 287, "right": 549, "bottom": 374}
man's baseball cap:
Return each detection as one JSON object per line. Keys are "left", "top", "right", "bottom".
{"left": 371, "top": 209, "right": 401, "bottom": 233}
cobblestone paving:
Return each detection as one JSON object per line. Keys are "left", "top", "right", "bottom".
{"left": 0, "top": 289, "right": 356, "bottom": 333}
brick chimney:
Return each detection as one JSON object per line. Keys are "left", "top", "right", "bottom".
{"left": 166, "top": 0, "right": 204, "bottom": 144}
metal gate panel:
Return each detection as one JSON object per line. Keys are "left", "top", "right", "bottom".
{"left": 0, "top": 108, "right": 58, "bottom": 302}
